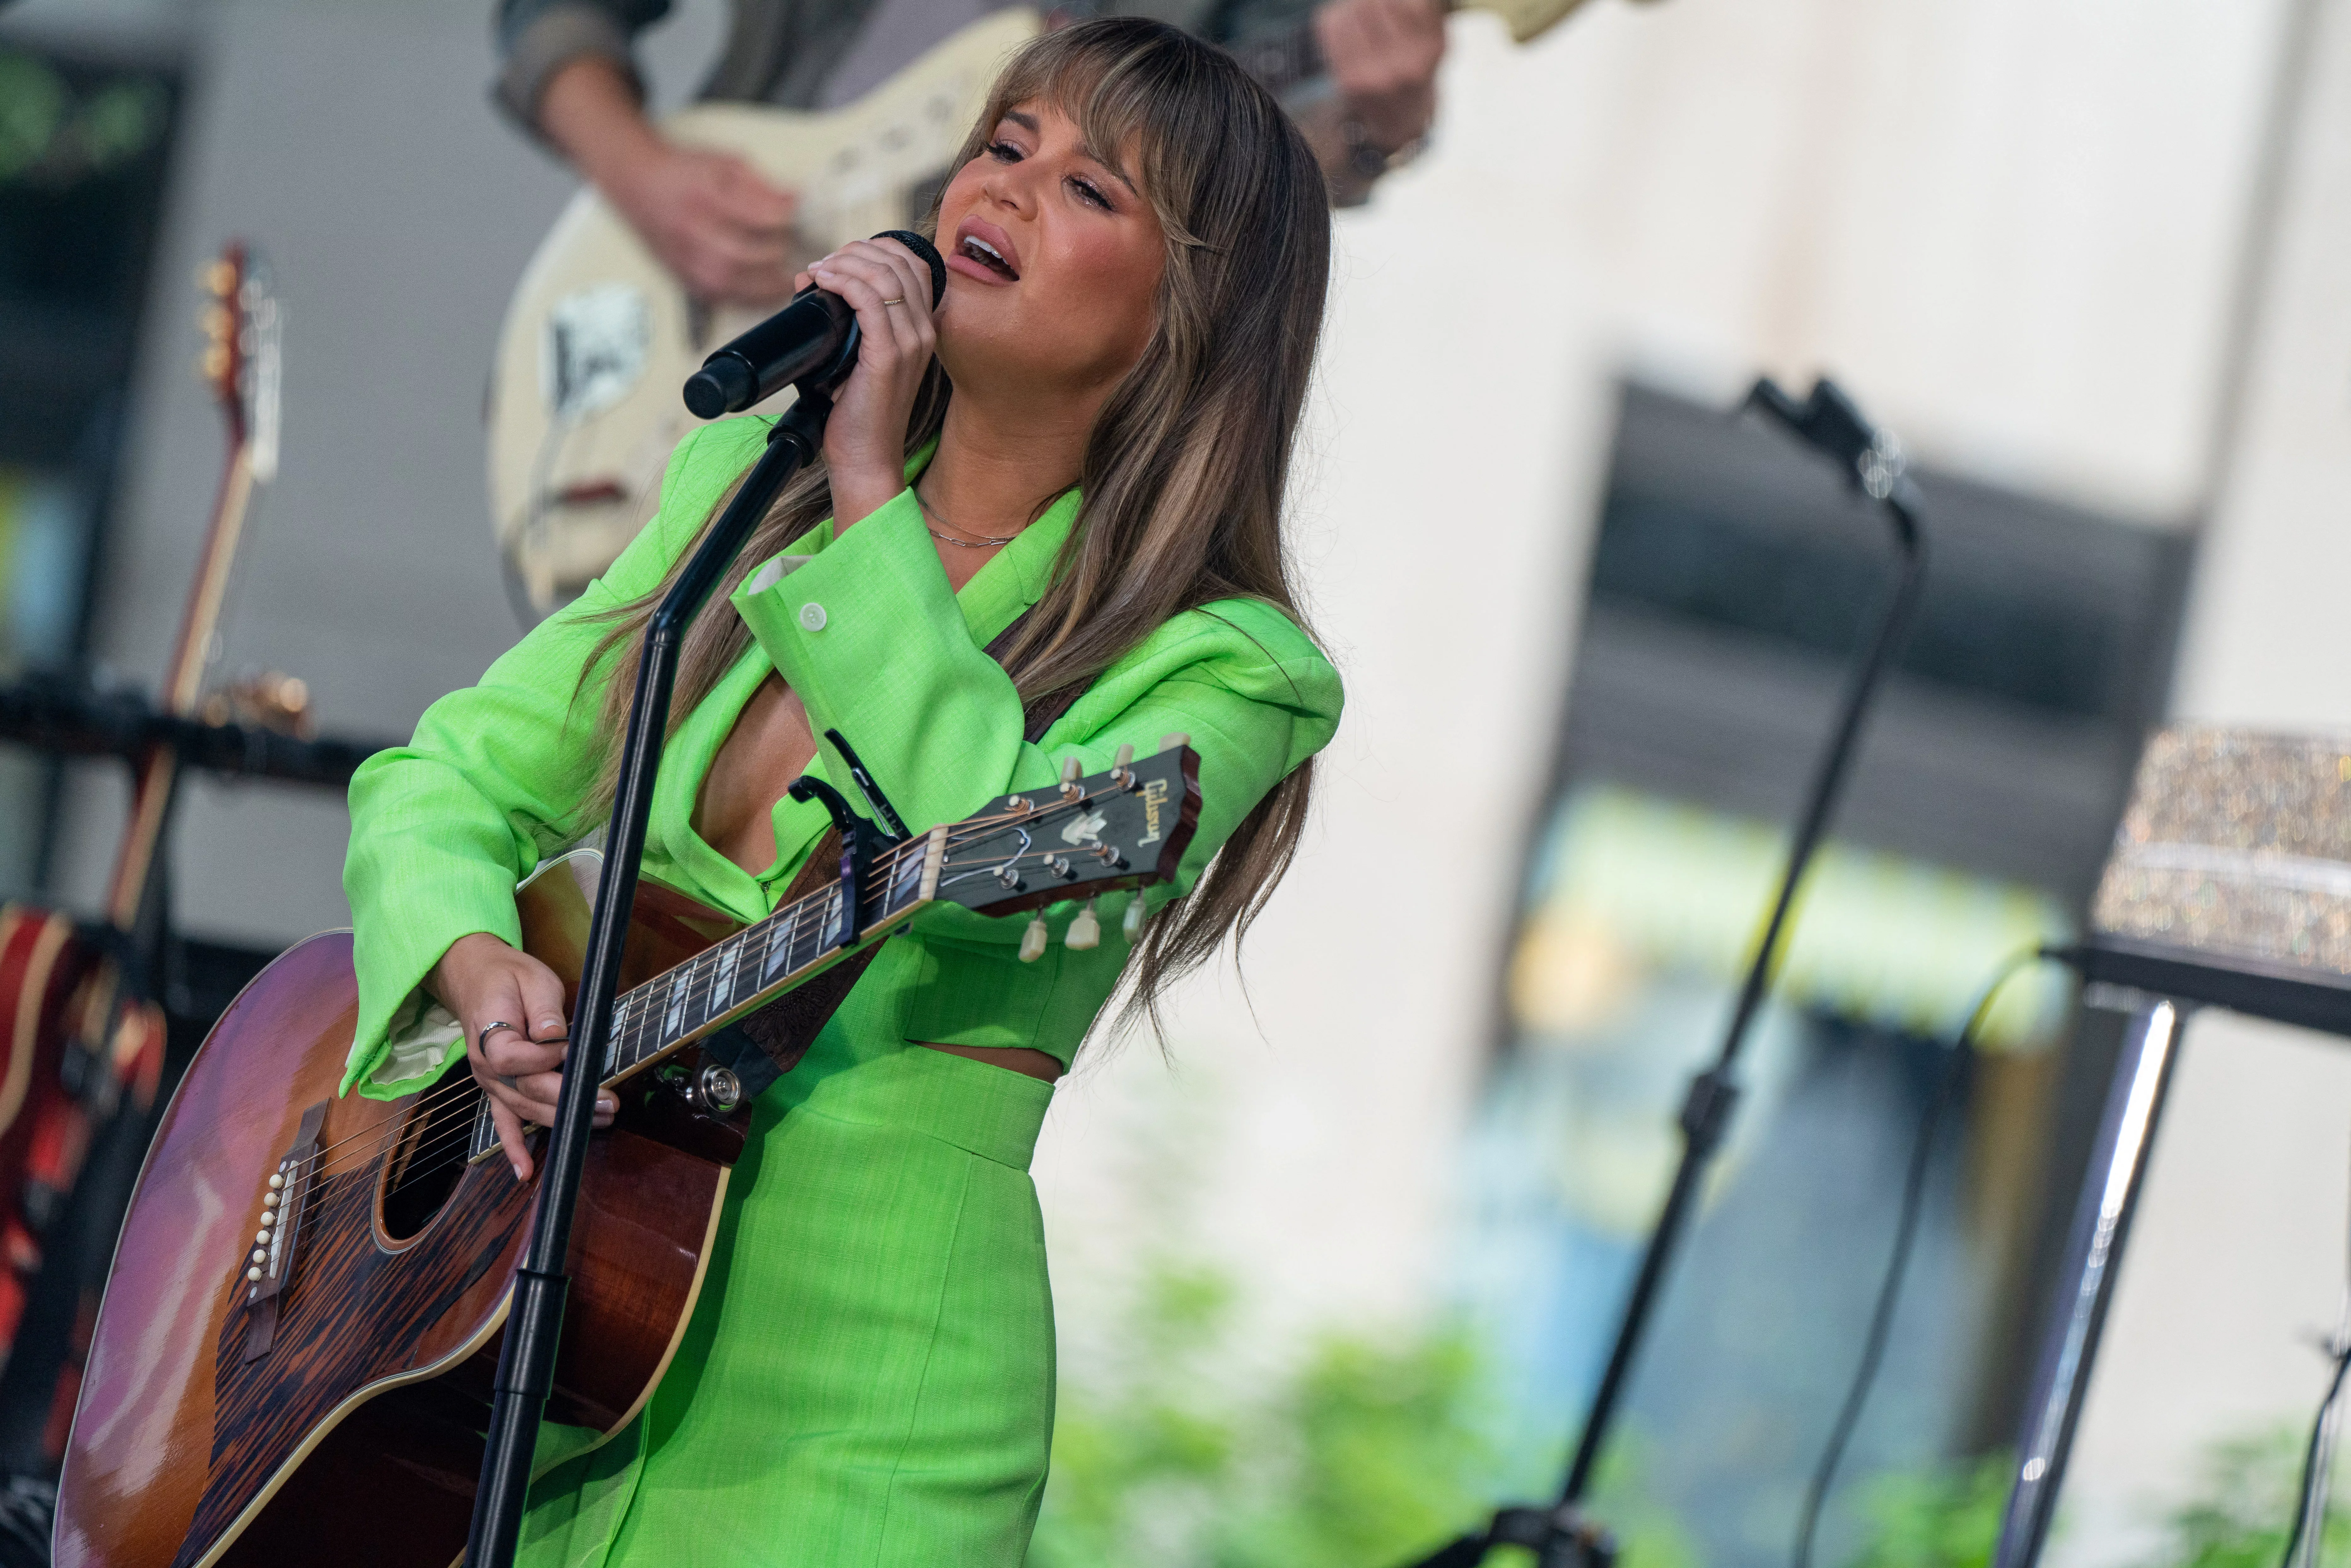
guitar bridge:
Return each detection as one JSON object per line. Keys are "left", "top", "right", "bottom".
{"left": 239, "top": 1099, "right": 326, "bottom": 1363}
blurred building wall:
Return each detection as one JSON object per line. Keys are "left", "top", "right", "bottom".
{"left": 1046, "top": 0, "right": 2301, "bottom": 1508}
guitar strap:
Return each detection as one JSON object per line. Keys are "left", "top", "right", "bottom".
{"left": 700, "top": 613, "right": 1090, "bottom": 1095}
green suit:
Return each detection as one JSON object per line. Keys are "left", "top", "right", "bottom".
{"left": 341, "top": 416, "right": 1342, "bottom": 1565}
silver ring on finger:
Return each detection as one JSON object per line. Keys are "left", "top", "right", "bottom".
{"left": 478, "top": 1020, "right": 519, "bottom": 1053}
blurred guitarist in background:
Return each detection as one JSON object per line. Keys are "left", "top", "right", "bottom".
{"left": 493, "top": 0, "right": 1445, "bottom": 306}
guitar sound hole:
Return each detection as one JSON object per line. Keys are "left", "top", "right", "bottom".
{"left": 380, "top": 1077, "right": 485, "bottom": 1240}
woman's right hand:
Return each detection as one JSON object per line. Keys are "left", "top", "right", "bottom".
{"left": 429, "top": 932, "right": 615, "bottom": 1181}
{"left": 797, "top": 236, "right": 942, "bottom": 530}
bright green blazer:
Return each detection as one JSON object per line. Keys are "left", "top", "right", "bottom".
{"left": 341, "top": 415, "right": 1344, "bottom": 1097}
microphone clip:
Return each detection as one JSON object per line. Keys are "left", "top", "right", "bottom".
{"left": 1744, "top": 376, "right": 1914, "bottom": 509}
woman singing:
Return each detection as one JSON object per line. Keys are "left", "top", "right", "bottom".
{"left": 341, "top": 18, "right": 1341, "bottom": 1565}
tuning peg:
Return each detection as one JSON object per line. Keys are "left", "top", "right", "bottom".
{"left": 1111, "top": 743, "right": 1135, "bottom": 788}
{"left": 1123, "top": 897, "right": 1148, "bottom": 941}
{"left": 203, "top": 258, "right": 236, "bottom": 297}
{"left": 1019, "top": 915, "right": 1048, "bottom": 964}
{"left": 1066, "top": 898, "right": 1101, "bottom": 951}
{"left": 1158, "top": 732, "right": 1191, "bottom": 755}
{"left": 1059, "top": 755, "right": 1082, "bottom": 799}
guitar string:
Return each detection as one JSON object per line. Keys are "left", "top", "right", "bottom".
{"left": 261, "top": 827, "right": 1137, "bottom": 1291}
{"left": 371, "top": 789, "right": 1053, "bottom": 1166}
{"left": 283, "top": 774, "right": 1153, "bottom": 1190}
{"left": 286, "top": 817, "right": 1113, "bottom": 1193}
{"left": 370, "top": 882, "right": 825, "bottom": 1200}
{"left": 347, "top": 819, "right": 1111, "bottom": 1195}
{"left": 236, "top": 753, "right": 1178, "bottom": 1296}
{"left": 367, "top": 891, "right": 806, "bottom": 1196}
{"left": 288, "top": 865, "right": 865, "bottom": 1194}
{"left": 355, "top": 846, "right": 878, "bottom": 1188}
{"left": 360, "top": 818, "right": 1132, "bottom": 1197}
{"left": 324, "top": 874, "right": 848, "bottom": 1193}
{"left": 354, "top": 839, "right": 1073, "bottom": 1197}
{"left": 359, "top": 818, "right": 1051, "bottom": 1192}
{"left": 278, "top": 812, "right": 976, "bottom": 1183}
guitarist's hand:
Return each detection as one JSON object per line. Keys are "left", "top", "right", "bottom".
{"left": 1314, "top": 0, "right": 1446, "bottom": 155}
{"left": 613, "top": 144, "right": 801, "bottom": 305}
{"left": 541, "top": 56, "right": 802, "bottom": 306}
{"left": 431, "top": 932, "right": 616, "bottom": 1180}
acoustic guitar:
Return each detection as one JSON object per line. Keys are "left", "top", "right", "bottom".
{"left": 0, "top": 244, "right": 279, "bottom": 1394}
{"left": 485, "top": 0, "right": 1618, "bottom": 614}
{"left": 55, "top": 742, "right": 1200, "bottom": 1568}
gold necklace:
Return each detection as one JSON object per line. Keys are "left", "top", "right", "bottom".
{"left": 915, "top": 489, "right": 1018, "bottom": 549}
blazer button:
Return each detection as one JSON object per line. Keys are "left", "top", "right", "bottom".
{"left": 799, "top": 602, "right": 827, "bottom": 631}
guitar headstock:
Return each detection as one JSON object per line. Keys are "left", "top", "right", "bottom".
{"left": 931, "top": 743, "right": 1201, "bottom": 918}
{"left": 199, "top": 242, "right": 281, "bottom": 481}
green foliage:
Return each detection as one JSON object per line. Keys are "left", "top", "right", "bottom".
{"left": 1032, "top": 1262, "right": 1499, "bottom": 1567}
{"left": 1031, "top": 1263, "right": 1701, "bottom": 1568}
{"left": 1843, "top": 1452, "right": 2012, "bottom": 1568}
{"left": 1825, "top": 1425, "right": 2351, "bottom": 1568}
{"left": 1034, "top": 1255, "right": 2351, "bottom": 1568}
{"left": 2141, "top": 1428, "right": 2351, "bottom": 1568}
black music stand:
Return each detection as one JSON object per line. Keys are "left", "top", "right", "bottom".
{"left": 1996, "top": 727, "right": 2351, "bottom": 1568}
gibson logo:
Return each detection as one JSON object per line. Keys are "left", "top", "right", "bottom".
{"left": 1136, "top": 778, "right": 1170, "bottom": 845}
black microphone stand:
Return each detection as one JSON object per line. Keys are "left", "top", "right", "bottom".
{"left": 461, "top": 379, "right": 838, "bottom": 1567}
{"left": 1398, "top": 378, "right": 1928, "bottom": 1568}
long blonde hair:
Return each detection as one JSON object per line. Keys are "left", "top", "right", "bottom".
{"left": 580, "top": 18, "right": 1333, "bottom": 1029}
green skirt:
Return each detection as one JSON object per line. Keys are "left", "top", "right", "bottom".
{"left": 517, "top": 1045, "right": 1059, "bottom": 1567}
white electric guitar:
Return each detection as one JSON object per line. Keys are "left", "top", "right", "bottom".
{"left": 485, "top": 0, "right": 1622, "bottom": 615}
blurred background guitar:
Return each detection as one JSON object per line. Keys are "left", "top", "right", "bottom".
{"left": 0, "top": 243, "right": 284, "bottom": 1469}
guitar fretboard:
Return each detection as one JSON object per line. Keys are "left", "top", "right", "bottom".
{"left": 603, "top": 832, "right": 934, "bottom": 1076}
{"left": 466, "top": 827, "right": 943, "bottom": 1162}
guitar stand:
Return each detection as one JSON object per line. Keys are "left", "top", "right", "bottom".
{"left": 1397, "top": 379, "right": 1927, "bottom": 1568}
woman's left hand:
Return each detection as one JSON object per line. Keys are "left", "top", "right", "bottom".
{"left": 798, "top": 236, "right": 940, "bottom": 530}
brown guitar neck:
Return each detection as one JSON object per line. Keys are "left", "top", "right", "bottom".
{"left": 101, "top": 254, "right": 272, "bottom": 942}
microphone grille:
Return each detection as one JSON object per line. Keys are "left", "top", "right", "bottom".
{"left": 875, "top": 230, "right": 948, "bottom": 307}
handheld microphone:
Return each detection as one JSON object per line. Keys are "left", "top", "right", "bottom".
{"left": 681, "top": 229, "right": 948, "bottom": 420}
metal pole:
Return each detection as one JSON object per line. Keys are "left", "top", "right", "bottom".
{"left": 464, "top": 393, "right": 831, "bottom": 1568}
{"left": 1557, "top": 382, "right": 1925, "bottom": 1509}
{"left": 1394, "top": 378, "right": 1928, "bottom": 1568}
{"left": 1991, "top": 997, "right": 2186, "bottom": 1568}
